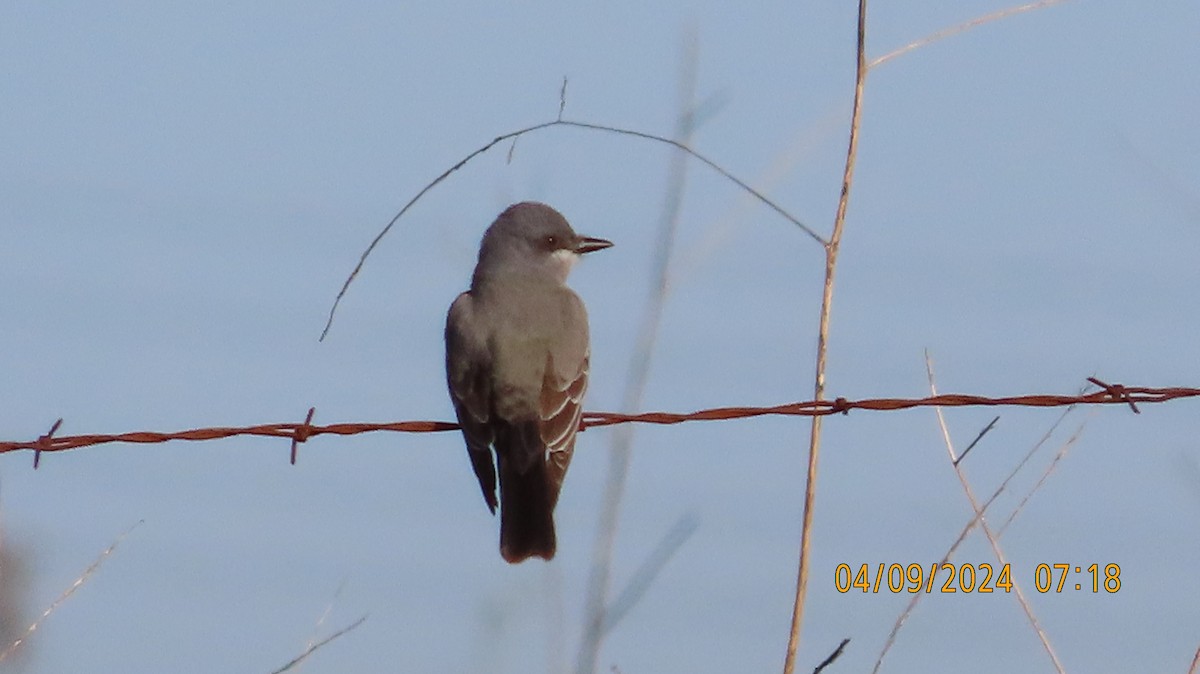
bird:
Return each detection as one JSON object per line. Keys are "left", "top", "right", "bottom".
{"left": 445, "top": 202, "right": 612, "bottom": 563}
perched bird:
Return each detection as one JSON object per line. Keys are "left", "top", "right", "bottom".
{"left": 445, "top": 202, "right": 612, "bottom": 563}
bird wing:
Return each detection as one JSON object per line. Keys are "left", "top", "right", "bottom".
{"left": 540, "top": 290, "right": 592, "bottom": 507}
{"left": 445, "top": 292, "right": 499, "bottom": 513}
{"left": 540, "top": 349, "right": 587, "bottom": 508}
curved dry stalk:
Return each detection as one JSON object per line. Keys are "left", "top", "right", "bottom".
{"left": 869, "top": 0, "right": 1074, "bottom": 68}
{"left": 781, "top": 2, "right": 868, "bottom": 672}
{"left": 319, "top": 118, "right": 819, "bottom": 342}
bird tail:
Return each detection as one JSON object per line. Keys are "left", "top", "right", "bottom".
{"left": 496, "top": 423, "right": 556, "bottom": 563}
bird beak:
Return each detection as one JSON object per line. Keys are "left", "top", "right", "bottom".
{"left": 574, "top": 236, "right": 613, "bottom": 255}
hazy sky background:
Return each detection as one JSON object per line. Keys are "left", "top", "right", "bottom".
{"left": 3, "top": 2, "right": 1199, "bottom": 672}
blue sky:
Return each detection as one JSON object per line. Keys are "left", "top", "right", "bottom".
{"left": 2, "top": 2, "right": 1199, "bottom": 672}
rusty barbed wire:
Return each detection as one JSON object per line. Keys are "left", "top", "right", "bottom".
{"left": 1, "top": 378, "right": 1195, "bottom": 463}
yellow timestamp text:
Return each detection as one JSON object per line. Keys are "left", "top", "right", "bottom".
{"left": 1032, "top": 563, "right": 1121, "bottom": 593}
{"left": 833, "top": 562, "right": 1121, "bottom": 594}
{"left": 834, "top": 562, "right": 1012, "bottom": 594}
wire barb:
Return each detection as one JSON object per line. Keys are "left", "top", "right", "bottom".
{"left": 830, "top": 397, "right": 851, "bottom": 415}
{"left": 291, "top": 407, "right": 316, "bottom": 465}
{"left": 1087, "top": 377, "right": 1139, "bottom": 414}
{"left": 33, "top": 418, "right": 62, "bottom": 469}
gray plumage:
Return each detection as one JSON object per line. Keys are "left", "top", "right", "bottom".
{"left": 445, "top": 202, "right": 611, "bottom": 563}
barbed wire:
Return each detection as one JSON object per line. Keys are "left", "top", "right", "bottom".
{"left": 2, "top": 378, "right": 1194, "bottom": 466}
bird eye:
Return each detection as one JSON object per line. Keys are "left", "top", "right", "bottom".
{"left": 544, "top": 235, "right": 558, "bottom": 249}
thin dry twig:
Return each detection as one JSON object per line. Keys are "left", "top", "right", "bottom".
{"left": 558, "top": 77, "right": 569, "bottom": 121}
{"left": 813, "top": 638, "right": 850, "bottom": 674}
{"left": 0, "top": 521, "right": 141, "bottom": 663}
{"left": 869, "top": 0, "right": 1074, "bottom": 68}
{"left": 954, "top": 415, "right": 999, "bottom": 466}
{"left": 782, "top": 2, "right": 868, "bottom": 671}
{"left": 269, "top": 615, "right": 368, "bottom": 674}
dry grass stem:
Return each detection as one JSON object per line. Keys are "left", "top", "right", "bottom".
{"left": 599, "top": 513, "right": 699, "bottom": 637}
{"left": 996, "top": 416, "right": 1091, "bottom": 536}
{"left": 781, "top": 2, "right": 868, "bottom": 672}
{"left": 0, "top": 521, "right": 141, "bottom": 663}
{"left": 291, "top": 579, "right": 348, "bottom": 674}
{"left": 269, "top": 615, "right": 368, "bottom": 674}
{"left": 872, "top": 378, "right": 1088, "bottom": 672}
{"left": 869, "top": 0, "right": 1073, "bottom": 68}
{"left": 786, "top": 0, "right": 1080, "bottom": 664}
{"left": 576, "top": 36, "right": 700, "bottom": 674}
{"left": 926, "top": 355, "right": 1066, "bottom": 674}
{"left": 675, "top": 102, "right": 843, "bottom": 287}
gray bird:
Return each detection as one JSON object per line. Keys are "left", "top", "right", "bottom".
{"left": 445, "top": 202, "right": 612, "bottom": 563}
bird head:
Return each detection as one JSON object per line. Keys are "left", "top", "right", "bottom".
{"left": 475, "top": 202, "right": 612, "bottom": 286}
